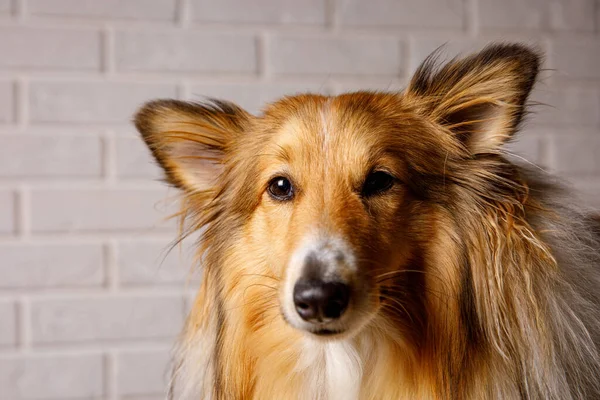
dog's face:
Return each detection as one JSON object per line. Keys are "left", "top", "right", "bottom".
{"left": 248, "top": 95, "right": 434, "bottom": 337}
{"left": 136, "top": 44, "right": 539, "bottom": 341}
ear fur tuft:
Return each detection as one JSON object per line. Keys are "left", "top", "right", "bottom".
{"left": 134, "top": 99, "right": 250, "bottom": 192}
{"left": 408, "top": 43, "right": 541, "bottom": 154}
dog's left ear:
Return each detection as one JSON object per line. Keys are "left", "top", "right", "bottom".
{"left": 406, "top": 43, "right": 540, "bottom": 154}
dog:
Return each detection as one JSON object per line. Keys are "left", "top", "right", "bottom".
{"left": 135, "top": 43, "right": 600, "bottom": 399}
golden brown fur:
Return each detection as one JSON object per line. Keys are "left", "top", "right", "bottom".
{"left": 135, "top": 44, "right": 600, "bottom": 399}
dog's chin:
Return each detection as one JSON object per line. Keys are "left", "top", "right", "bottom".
{"left": 281, "top": 309, "right": 376, "bottom": 342}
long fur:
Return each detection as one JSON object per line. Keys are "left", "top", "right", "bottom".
{"left": 135, "top": 43, "right": 600, "bottom": 399}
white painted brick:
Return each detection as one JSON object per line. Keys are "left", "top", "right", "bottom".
{"left": 29, "top": 81, "right": 177, "bottom": 123}
{"left": 125, "top": 396, "right": 164, "bottom": 400}
{"left": 552, "top": 39, "right": 600, "bottom": 80}
{"left": 553, "top": 135, "right": 600, "bottom": 175}
{"left": 191, "top": 0, "right": 325, "bottom": 24}
{"left": 547, "top": 0, "right": 596, "bottom": 31}
{"left": 478, "top": 0, "right": 545, "bottom": 30}
{"left": 117, "top": 349, "right": 170, "bottom": 397}
{"left": 532, "top": 85, "right": 600, "bottom": 126}
{"left": 504, "top": 133, "right": 546, "bottom": 166}
{"left": 118, "top": 240, "right": 198, "bottom": 286}
{"left": 270, "top": 35, "right": 403, "bottom": 76}
{"left": 29, "top": 0, "right": 176, "bottom": 21}
{"left": 571, "top": 179, "right": 600, "bottom": 209}
{"left": 479, "top": 0, "right": 595, "bottom": 31}
{"left": 31, "top": 295, "right": 183, "bottom": 343}
{"left": 0, "top": 27, "right": 100, "bottom": 70}
{"left": 31, "top": 188, "right": 176, "bottom": 233}
{"left": 0, "top": 354, "right": 103, "bottom": 399}
{"left": 0, "top": 81, "right": 13, "bottom": 122}
{"left": 116, "top": 136, "right": 161, "bottom": 179}
{"left": 115, "top": 31, "right": 257, "bottom": 74}
{"left": 0, "top": 302, "right": 16, "bottom": 347}
{"left": 0, "top": 190, "right": 15, "bottom": 234}
{"left": 0, "top": 0, "right": 10, "bottom": 13}
{"left": 338, "top": 0, "right": 463, "bottom": 29}
{"left": 0, "top": 243, "right": 103, "bottom": 289}
{"left": 189, "top": 82, "right": 328, "bottom": 114}
{"left": 0, "top": 135, "right": 102, "bottom": 178}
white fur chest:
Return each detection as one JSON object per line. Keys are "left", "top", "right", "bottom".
{"left": 297, "top": 339, "right": 363, "bottom": 400}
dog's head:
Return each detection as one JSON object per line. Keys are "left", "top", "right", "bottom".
{"left": 135, "top": 44, "right": 540, "bottom": 341}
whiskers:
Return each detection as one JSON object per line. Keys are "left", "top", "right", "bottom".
{"left": 222, "top": 272, "right": 280, "bottom": 313}
{"left": 372, "top": 267, "right": 458, "bottom": 330}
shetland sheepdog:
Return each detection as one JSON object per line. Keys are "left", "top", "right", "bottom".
{"left": 135, "top": 43, "right": 600, "bottom": 399}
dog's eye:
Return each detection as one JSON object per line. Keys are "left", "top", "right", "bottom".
{"left": 362, "top": 171, "right": 395, "bottom": 197}
{"left": 268, "top": 176, "right": 294, "bottom": 201}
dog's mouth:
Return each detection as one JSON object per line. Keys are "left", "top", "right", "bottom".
{"left": 280, "top": 304, "right": 351, "bottom": 338}
{"left": 310, "top": 328, "right": 345, "bottom": 336}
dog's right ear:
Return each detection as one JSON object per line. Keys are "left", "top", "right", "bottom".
{"left": 134, "top": 99, "right": 251, "bottom": 193}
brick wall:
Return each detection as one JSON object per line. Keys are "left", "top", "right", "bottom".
{"left": 0, "top": 0, "right": 598, "bottom": 399}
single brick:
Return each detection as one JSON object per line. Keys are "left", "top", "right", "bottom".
{"left": 190, "top": 0, "right": 325, "bottom": 24}
{"left": 504, "top": 133, "right": 546, "bottom": 166}
{"left": 0, "top": 302, "right": 16, "bottom": 347}
{"left": 0, "top": 80, "right": 13, "bottom": 122}
{"left": 0, "top": 354, "right": 103, "bottom": 399}
{"left": 0, "top": 243, "right": 104, "bottom": 289}
{"left": 269, "top": 35, "right": 403, "bottom": 76}
{"left": 0, "top": 0, "right": 11, "bottom": 13}
{"left": 115, "top": 31, "right": 257, "bottom": 73}
{"left": 31, "top": 188, "right": 176, "bottom": 233}
{"left": 117, "top": 349, "right": 171, "bottom": 397}
{"left": 547, "top": 0, "right": 595, "bottom": 31}
{"left": 118, "top": 239, "right": 198, "bottom": 286}
{"left": 532, "top": 84, "right": 600, "bottom": 126}
{"left": 29, "top": 81, "right": 177, "bottom": 123}
{"left": 478, "top": 0, "right": 544, "bottom": 30}
{"left": 28, "top": 0, "right": 176, "bottom": 21}
{"left": 0, "top": 190, "right": 15, "bottom": 234}
{"left": 189, "top": 82, "right": 328, "bottom": 114}
{"left": 115, "top": 136, "right": 162, "bottom": 179}
{"left": 571, "top": 179, "right": 600, "bottom": 208}
{"left": 0, "top": 27, "right": 100, "bottom": 70}
{"left": 552, "top": 39, "right": 600, "bottom": 80}
{"left": 31, "top": 295, "right": 183, "bottom": 344}
{"left": 478, "top": 0, "right": 595, "bottom": 32}
{"left": 338, "top": 0, "right": 462, "bottom": 28}
{"left": 553, "top": 133, "right": 600, "bottom": 175}
{"left": 0, "top": 135, "right": 102, "bottom": 178}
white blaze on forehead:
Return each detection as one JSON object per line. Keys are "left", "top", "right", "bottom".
{"left": 320, "top": 98, "right": 333, "bottom": 151}
{"left": 320, "top": 98, "right": 334, "bottom": 216}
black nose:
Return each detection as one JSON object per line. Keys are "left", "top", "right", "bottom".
{"left": 293, "top": 279, "right": 350, "bottom": 322}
